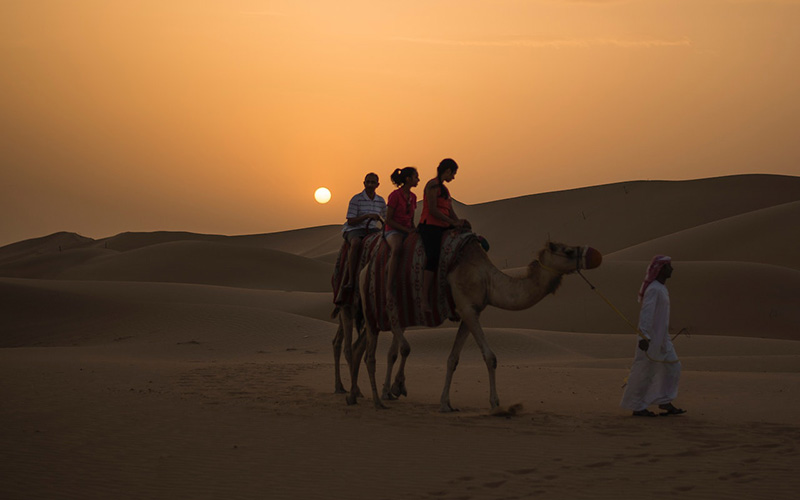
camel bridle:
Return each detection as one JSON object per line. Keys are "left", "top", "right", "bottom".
{"left": 540, "top": 245, "right": 585, "bottom": 274}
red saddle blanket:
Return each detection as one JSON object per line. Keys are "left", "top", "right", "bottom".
{"left": 353, "top": 230, "right": 477, "bottom": 331}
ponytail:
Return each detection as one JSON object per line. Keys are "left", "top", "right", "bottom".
{"left": 391, "top": 166, "right": 418, "bottom": 187}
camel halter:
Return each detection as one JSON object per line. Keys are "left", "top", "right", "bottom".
{"left": 576, "top": 269, "right": 681, "bottom": 365}
{"left": 538, "top": 245, "right": 586, "bottom": 275}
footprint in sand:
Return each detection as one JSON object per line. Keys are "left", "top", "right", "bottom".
{"left": 507, "top": 468, "right": 537, "bottom": 475}
{"left": 585, "top": 461, "right": 613, "bottom": 468}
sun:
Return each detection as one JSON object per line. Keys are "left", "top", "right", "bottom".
{"left": 314, "top": 187, "right": 331, "bottom": 204}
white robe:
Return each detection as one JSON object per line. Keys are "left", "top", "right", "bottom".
{"left": 620, "top": 281, "right": 681, "bottom": 411}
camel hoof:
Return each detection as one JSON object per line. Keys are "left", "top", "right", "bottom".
{"left": 334, "top": 384, "right": 347, "bottom": 394}
{"left": 490, "top": 403, "right": 523, "bottom": 417}
{"left": 439, "top": 404, "right": 459, "bottom": 413}
{"left": 374, "top": 401, "right": 390, "bottom": 410}
{"left": 381, "top": 391, "right": 397, "bottom": 401}
{"left": 345, "top": 394, "right": 358, "bottom": 406}
{"left": 391, "top": 380, "right": 407, "bottom": 398}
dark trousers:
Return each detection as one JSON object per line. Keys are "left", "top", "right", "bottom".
{"left": 417, "top": 223, "right": 449, "bottom": 271}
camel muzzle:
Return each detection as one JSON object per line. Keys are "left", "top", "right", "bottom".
{"left": 582, "top": 246, "right": 603, "bottom": 270}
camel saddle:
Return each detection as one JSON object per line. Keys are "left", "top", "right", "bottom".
{"left": 332, "top": 229, "right": 479, "bottom": 330}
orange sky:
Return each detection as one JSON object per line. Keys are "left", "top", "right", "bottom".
{"left": 1, "top": 0, "right": 799, "bottom": 246}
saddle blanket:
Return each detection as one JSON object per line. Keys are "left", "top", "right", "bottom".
{"left": 331, "top": 240, "right": 354, "bottom": 306}
{"left": 358, "top": 230, "right": 478, "bottom": 331}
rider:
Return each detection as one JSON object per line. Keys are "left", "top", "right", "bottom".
{"left": 384, "top": 166, "right": 420, "bottom": 296}
{"left": 342, "top": 172, "right": 386, "bottom": 291}
{"left": 417, "top": 158, "right": 469, "bottom": 314}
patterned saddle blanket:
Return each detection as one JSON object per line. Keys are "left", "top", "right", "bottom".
{"left": 331, "top": 229, "right": 477, "bottom": 331}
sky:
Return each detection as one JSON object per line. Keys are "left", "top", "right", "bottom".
{"left": 1, "top": 0, "right": 799, "bottom": 246}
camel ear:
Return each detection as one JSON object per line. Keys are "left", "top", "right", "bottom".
{"left": 548, "top": 242, "right": 557, "bottom": 252}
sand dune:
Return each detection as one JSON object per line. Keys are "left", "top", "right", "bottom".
{"left": 93, "top": 227, "right": 347, "bottom": 256}
{"left": 2, "top": 174, "right": 800, "bottom": 500}
{"left": 55, "top": 240, "right": 333, "bottom": 291}
{"left": 226, "top": 224, "right": 343, "bottom": 256}
{"left": 0, "top": 279, "right": 334, "bottom": 352}
{"left": 606, "top": 200, "right": 800, "bottom": 270}
{"left": 90, "top": 230, "right": 228, "bottom": 252}
{"left": 464, "top": 174, "right": 800, "bottom": 269}
{"left": 0, "top": 277, "right": 336, "bottom": 347}
{"left": 0, "top": 231, "right": 94, "bottom": 265}
{"left": 0, "top": 246, "right": 115, "bottom": 279}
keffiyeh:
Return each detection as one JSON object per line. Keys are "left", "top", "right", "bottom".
{"left": 637, "top": 255, "right": 671, "bottom": 303}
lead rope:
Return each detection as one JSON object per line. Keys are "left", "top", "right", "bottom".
{"left": 576, "top": 269, "right": 680, "bottom": 366}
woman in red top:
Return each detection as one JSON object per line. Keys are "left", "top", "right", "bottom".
{"left": 385, "top": 166, "right": 420, "bottom": 294}
{"left": 418, "top": 158, "right": 469, "bottom": 314}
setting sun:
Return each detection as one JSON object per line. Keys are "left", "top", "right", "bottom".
{"left": 314, "top": 187, "right": 331, "bottom": 204}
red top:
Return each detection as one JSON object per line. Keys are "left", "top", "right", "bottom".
{"left": 419, "top": 181, "right": 453, "bottom": 228}
{"left": 386, "top": 188, "right": 417, "bottom": 231}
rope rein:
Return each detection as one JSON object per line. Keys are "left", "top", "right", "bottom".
{"left": 576, "top": 270, "right": 680, "bottom": 365}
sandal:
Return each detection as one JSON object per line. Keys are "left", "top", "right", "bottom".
{"left": 632, "top": 409, "right": 658, "bottom": 417}
{"left": 658, "top": 403, "right": 686, "bottom": 416}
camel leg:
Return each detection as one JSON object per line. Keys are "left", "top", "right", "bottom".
{"left": 460, "top": 311, "right": 500, "bottom": 409}
{"left": 382, "top": 335, "right": 400, "bottom": 400}
{"left": 341, "top": 309, "right": 354, "bottom": 379}
{"left": 392, "top": 336, "right": 411, "bottom": 398}
{"left": 332, "top": 320, "right": 346, "bottom": 393}
{"left": 346, "top": 338, "right": 363, "bottom": 405}
{"left": 345, "top": 308, "right": 365, "bottom": 405}
{"left": 364, "top": 321, "right": 388, "bottom": 409}
{"left": 440, "top": 322, "right": 471, "bottom": 412}
{"left": 383, "top": 315, "right": 411, "bottom": 399}
{"left": 345, "top": 325, "right": 367, "bottom": 403}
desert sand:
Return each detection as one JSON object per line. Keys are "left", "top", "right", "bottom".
{"left": 1, "top": 174, "right": 799, "bottom": 499}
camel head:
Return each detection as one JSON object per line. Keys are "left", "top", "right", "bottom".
{"left": 538, "top": 242, "right": 602, "bottom": 275}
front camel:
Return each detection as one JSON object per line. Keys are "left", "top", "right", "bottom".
{"left": 350, "top": 235, "right": 602, "bottom": 412}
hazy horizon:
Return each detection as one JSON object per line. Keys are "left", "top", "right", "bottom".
{"left": 2, "top": 0, "right": 799, "bottom": 246}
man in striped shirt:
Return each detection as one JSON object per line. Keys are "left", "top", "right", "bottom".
{"left": 342, "top": 172, "right": 386, "bottom": 290}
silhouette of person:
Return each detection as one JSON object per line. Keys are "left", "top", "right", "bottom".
{"left": 342, "top": 173, "right": 386, "bottom": 291}
{"left": 417, "top": 159, "right": 469, "bottom": 314}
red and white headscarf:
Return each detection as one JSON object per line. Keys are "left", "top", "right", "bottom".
{"left": 637, "top": 255, "right": 671, "bottom": 303}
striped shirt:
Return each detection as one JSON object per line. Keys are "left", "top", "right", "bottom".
{"left": 343, "top": 190, "right": 386, "bottom": 234}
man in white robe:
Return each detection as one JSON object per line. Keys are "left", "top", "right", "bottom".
{"left": 620, "top": 255, "right": 686, "bottom": 417}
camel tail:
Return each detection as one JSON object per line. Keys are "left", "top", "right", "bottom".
{"left": 331, "top": 306, "right": 340, "bottom": 319}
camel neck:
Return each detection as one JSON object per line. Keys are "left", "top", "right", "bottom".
{"left": 487, "top": 262, "right": 562, "bottom": 311}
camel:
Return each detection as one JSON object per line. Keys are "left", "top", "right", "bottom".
{"left": 348, "top": 237, "right": 602, "bottom": 411}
